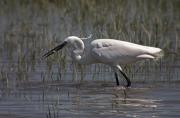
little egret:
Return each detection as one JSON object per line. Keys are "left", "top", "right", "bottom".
{"left": 43, "top": 35, "right": 163, "bottom": 87}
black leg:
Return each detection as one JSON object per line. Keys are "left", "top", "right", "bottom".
{"left": 114, "top": 72, "right": 120, "bottom": 86}
{"left": 119, "top": 70, "right": 131, "bottom": 87}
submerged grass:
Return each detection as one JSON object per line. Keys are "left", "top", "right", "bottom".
{"left": 46, "top": 105, "right": 59, "bottom": 118}
{"left": 0, "top": 0, "right": 179, "bottom": 84}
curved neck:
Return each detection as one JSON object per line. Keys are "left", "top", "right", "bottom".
{"left": 71, "top": 39, "right": 86, "bottom": 64}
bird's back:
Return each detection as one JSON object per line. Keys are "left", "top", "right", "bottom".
{"left": 90, "top": 39, "right": 162, "bottom": 65}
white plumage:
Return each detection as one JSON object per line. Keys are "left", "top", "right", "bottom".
{"left": 43, "top": 36, "right": 163, "bottom": 87}
{"left": 90, "top": 39, "right": 162, "bottom": 65}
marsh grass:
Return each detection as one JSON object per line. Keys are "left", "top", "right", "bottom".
{"left": 0, "top": 0, "right": 179, "bottom": 86}
{"left": 0, "top": 69, "right": 9, "bottom": 88}
{"left": 46, "top": 105, "right": 59, "bottom": 118}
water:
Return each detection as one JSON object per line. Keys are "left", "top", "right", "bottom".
{"left": 0, "top": 79, "right": 180, "bottom": 118}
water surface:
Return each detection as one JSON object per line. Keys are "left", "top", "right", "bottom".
{"left": 0, "top": 80, "right": 180, "bottom": 118}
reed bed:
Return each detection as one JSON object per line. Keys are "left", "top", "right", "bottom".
{"left": 0, "top": 0, "right": 179, "bottom": 85}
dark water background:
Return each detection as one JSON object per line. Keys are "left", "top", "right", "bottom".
{"left": 0, "top": 0, "right": 180, "bottom": 118}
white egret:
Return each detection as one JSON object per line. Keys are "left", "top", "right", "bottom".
{"left": 43, "top": 35, "right": 163, "bottom": 87}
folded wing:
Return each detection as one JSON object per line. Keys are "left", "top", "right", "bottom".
{"left": 91, "top": 39, "right": 163, "bottom": 64}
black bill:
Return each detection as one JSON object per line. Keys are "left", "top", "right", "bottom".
{"left": 42, "top": 41, "right": 67, "bottom": 58}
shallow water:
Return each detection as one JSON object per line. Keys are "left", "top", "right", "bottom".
{"left": 0, "top": 80, "right": 180, "bottom": 118}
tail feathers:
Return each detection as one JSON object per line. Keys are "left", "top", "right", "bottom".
{"left": 147, "top": 47, "right": 164, "bottom": 60}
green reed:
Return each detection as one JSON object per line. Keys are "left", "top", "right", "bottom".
{"left": 0, "top": 0, "right": 179, "bottom": 84}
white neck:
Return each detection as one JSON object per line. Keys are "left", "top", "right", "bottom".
{"left": 72, "top": 50, "right": 83, "bottom": 62}
{"left": 70, "top": 39, "right": 86, "bottom": 64}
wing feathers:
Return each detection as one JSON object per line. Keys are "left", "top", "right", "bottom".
{"left": 91, "top": 39, "right": 163, "bottom": 64}
{"left": 137, "top": 54, "right": 155, "bottom": 59}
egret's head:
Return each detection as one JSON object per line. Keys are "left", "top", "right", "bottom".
{"left": 64, "top": 36, "right": 81, "bottom": 43}
{"left": 42, "top": 36, "right": 84, "bottom": 58}
{"left": 65, "top": 36, "right": 85, "bottom": 50}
